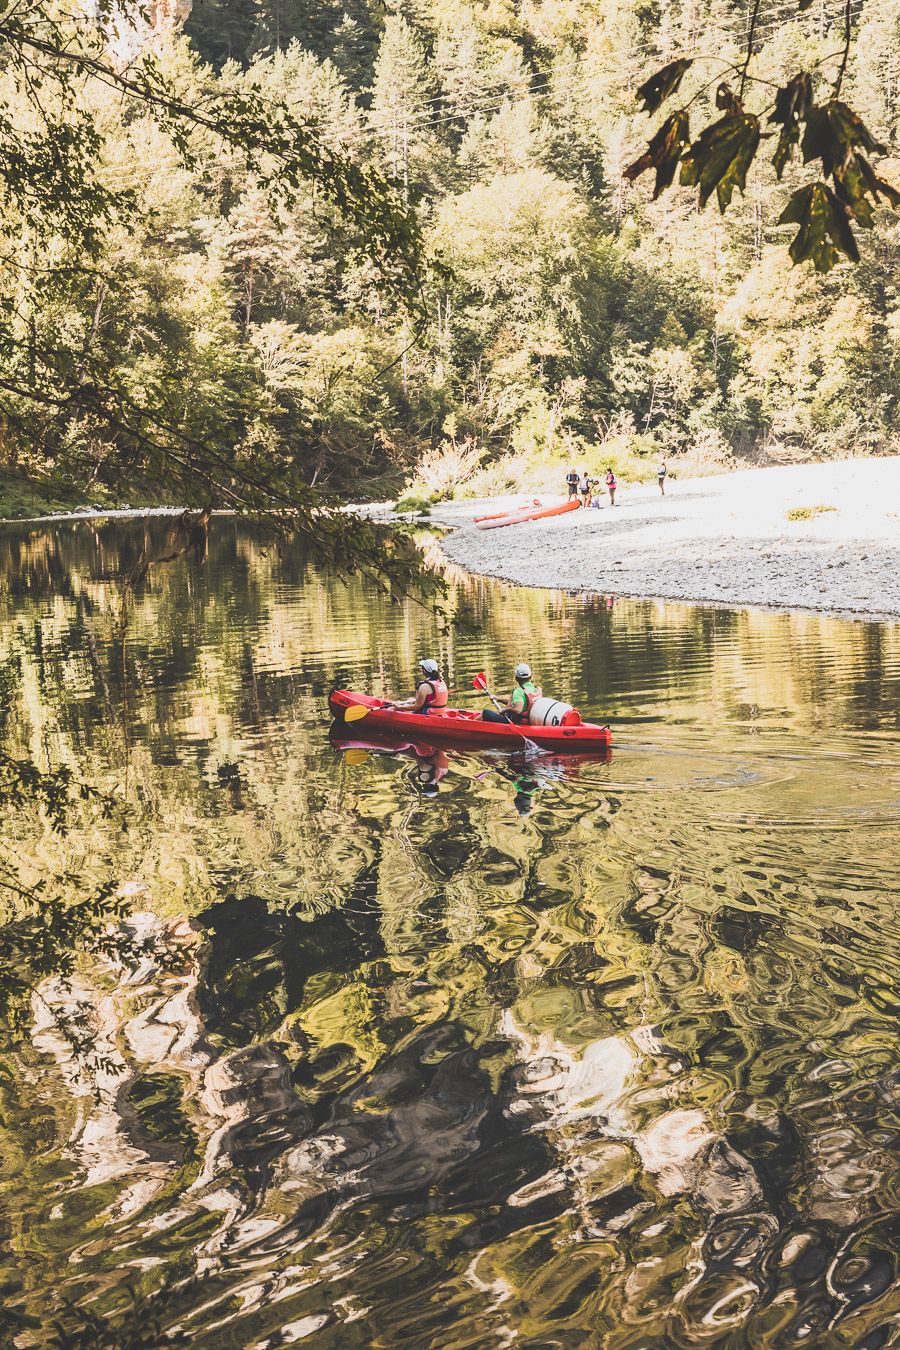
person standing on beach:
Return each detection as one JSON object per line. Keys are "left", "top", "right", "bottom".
{"left": 657, "top": 459, "right": 667, "bottom": 496}
{"left": 605, "top": 468, "right": 617, "bottom": 506}
{"left": 566, "top": 468, "right": 579, "bottom": 499}
{"left": 579, "top": 471, "right": 593, "bottom": 509}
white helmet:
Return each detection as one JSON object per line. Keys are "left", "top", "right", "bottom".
{"left": 515, "top": 662, "right": 532, "bottom": 680}
{"left": 419, "top": 657, "right": 439, "bottom": 676}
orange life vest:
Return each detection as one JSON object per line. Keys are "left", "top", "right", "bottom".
{"left": 420, "top": 677, "right": 449, "bottom": 712}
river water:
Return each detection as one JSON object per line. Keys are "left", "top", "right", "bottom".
{"left": 1, "top": 519, "right": 899, "bottom": 1347}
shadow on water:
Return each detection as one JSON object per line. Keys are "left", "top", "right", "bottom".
{"left": 0, "top": 518, "right": 898, "bottom": 1346}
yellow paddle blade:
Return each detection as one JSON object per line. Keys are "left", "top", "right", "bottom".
{"left": 344, "top": 748, "right": 369, "bottom": 766}
{"left": 344, "top": 703, "right": 372, "bottom": 723}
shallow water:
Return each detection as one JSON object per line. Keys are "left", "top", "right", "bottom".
{"left": 1, "top": 519, "right": 899, "bottom": 1347}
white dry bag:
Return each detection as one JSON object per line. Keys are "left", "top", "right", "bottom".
{"left": 528, "top": 697, "right": 581, "bottom": 727}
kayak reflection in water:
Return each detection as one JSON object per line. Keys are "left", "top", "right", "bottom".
{"left": 330, "top": 730, "right": 450, "bottom": 797}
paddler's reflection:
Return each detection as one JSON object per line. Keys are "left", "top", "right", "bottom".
{"left": 413, "top": 745, "right": 449, "bottom": 797}
{"left": 495, "top": 754, "right": 546, "bottom": 816}
{"left": 329, "top": 730, "right": 450, "bottom": 797}
{"left": 512, "top": 772, "right": 541, "bottom": 816}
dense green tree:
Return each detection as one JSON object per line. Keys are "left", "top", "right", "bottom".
{"left": 369, "top": 13, "right": 446, "bottom": 199}
{"left": 0, "top": 1, "right": 428, "bottom": 593}
{"left": 4, "top": 0, "right": 900, "bottom": 525}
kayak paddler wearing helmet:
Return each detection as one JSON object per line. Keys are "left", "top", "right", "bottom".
{"left": 386, "top": 658, "right": 449, "bottom": 715}
{"left": 482, "top": 663, "right": 542, "bottom": 724}
{"left": 481, "top": 665, "right": 581, "bottom": 727}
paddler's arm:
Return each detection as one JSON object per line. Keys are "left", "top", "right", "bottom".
{"left": 386, "top": 684, "right": 427, "bottom": 711}
{"left": 508, "top": 686, "right": 525, "bottom": 713}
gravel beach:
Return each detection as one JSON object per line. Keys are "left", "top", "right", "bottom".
{"left": 430, "top": 458, "right": 900, "bottom": 622}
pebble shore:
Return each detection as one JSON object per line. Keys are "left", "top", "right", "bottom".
{"left": 430, "top": 458, "right": 900, "bottom": 622}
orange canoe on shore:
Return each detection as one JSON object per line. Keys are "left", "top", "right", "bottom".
{"left": 474, "top": 498, "right": 581, "bottom": 530}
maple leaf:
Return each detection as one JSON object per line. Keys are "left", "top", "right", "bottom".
{"left": 636, "top": 59, "right": 693, "bottom": 115}
{"left": 625, "top": 110, "right": 691, "bottom": 197}
{"left": 779, "top": 181, "right": 859, "bottom": 271}
{"left": 769, "top": 73, "right": 812, "bottom": 179}
{"left": 833, "top": 153, "right": 900, "bottom": 228}
{"left": 802, "top": 101, "right": 884, "bottom": 176}
{"left": 680, "top": 114, "right": 761, "bottom": 210}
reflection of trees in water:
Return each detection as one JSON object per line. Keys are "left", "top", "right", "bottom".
{"left": 5, "top": 521, "right": 899, "bottom": 769}
{"left": 2, "top": 519, "right": 899, "bottom": 928}
{"left": 3, "top": 864, "right": 895, "bottom": 1343}
{"left": 1, "top": 521, "right": 899, "bottom": 1341}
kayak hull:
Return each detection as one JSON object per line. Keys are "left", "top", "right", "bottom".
{"left": 475, "top": 498, "right": 581, "bottom": 530}
{"left": 328, "top": 690, "right": 612, "bottom": 751}
{"left": 474, "top": 498, "right": 542, "bottom": 523}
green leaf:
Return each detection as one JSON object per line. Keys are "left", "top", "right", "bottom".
{"left": 834, "top": 153, "right": 900, "bottom": 227}
{"left": 802, "top": 101, "right": 884, "bottom": 176}
{"left": 779, "top": 181, "right": 859, "bottom": 271}
{"left": 636, "top": 59, "right": 693, "bottom": 114}
{"left": 834, "top": 154, "right": 876, "bottom": 226}
{"left": 625, "top": 110, "right": 691, "bottom": 197}
{"left": 769, "top": 73, "right": 812, "bottom": 179}
{"left": 680, "top": 114, "right": 761, "bottom": 210}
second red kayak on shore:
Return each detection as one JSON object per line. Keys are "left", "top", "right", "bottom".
{"left": 328, "top": 689, "right": 612, "bottom": 751}
{"left": 474, "top": 498, "right": 581, "bottom": 530}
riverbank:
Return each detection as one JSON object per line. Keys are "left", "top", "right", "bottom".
{"left": 4, "top": 506, "right": 189, "bottom": 524}
{"left": 430, "top": 458, "right": 900, "bottom": 623}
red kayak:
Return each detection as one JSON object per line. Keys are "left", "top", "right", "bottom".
{"left": 474, "top": 498, "right": 542, "bottom": 523}
{"left": 475, "top": 498, "right": 581, "bottom": 530}
{"left": 328, "top": 690, "right": 612, "bottom": 752}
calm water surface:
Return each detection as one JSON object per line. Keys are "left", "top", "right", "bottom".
{"left": 1, "top": 520, "right": 899, "bottom": 1347}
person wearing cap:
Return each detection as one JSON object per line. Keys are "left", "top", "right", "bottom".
{"left": 386, "top": 658, "right": 449, "bottom": 715}
{"left": 482, "top": 663, "right": 542, "bottom": 723}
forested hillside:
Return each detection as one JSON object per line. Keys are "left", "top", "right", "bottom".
{"left": 4, "top": 0, "right": 900, "bottom": 514}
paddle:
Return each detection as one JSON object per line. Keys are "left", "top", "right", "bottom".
{"left": 472, "top": 672, "right": 541, "bottom": 754}
{"left": 344, "top": 702, "right": 373, "bottom": 723}
{"left": 472, "top": 670, "right": 505, "bottom": 714}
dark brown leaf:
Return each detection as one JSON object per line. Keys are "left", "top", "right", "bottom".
{"left": 716, "top": 84, "right": 743, "bottom": 115}
{"left": 636, "top": 59, "right": 693, "bottom": 114}
{"left": 769, "top": 73, "right": 812, "bottom": 179}
{"left": 624, "top": 110, "right": 691, "bottom": 197}
{"left": 864, "top": 162, "right": 900, "bottom": 208}
{"left": 834, "top": 153, "right": 900, "bottom": 226}
{"left": 802, "top": 100, "right": 884, "bottom": 176}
